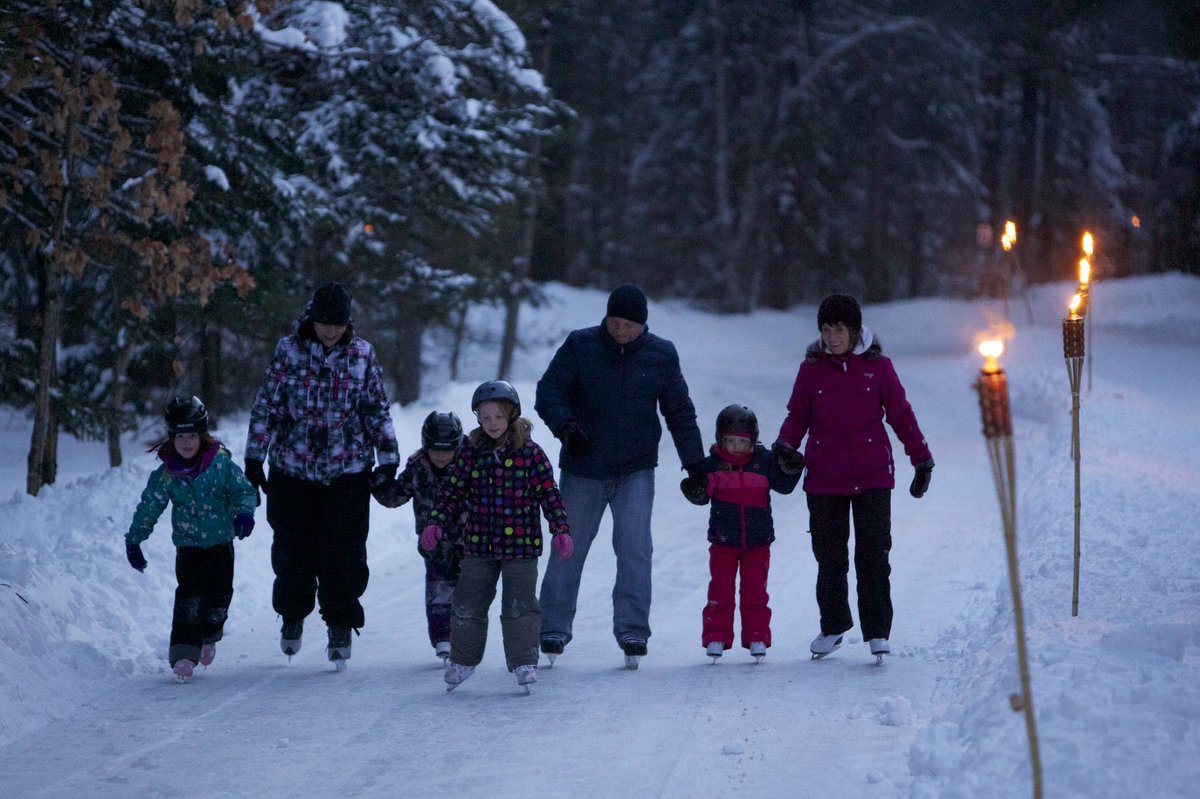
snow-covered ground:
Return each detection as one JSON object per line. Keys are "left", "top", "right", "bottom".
{"left": 1, "top": 275, "right": 1198, "bottom": 798}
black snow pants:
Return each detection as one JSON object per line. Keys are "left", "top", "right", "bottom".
{"left": 267, "top": 469, "right": 371, "bottom": 630}
{"left": 169, "top": 542, "right": 235, "bottom": 667}
{"left": 806, "top": 489, "right": 893, "bottom": 641}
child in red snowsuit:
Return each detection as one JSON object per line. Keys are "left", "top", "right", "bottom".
{"left": 680, "top": 404, "right": 801, "bottom": 661}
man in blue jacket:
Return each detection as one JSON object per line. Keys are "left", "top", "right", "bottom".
{"left": 535, "top": 284, "right": 705, "bottom": 665}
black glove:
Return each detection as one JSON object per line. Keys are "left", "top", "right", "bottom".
{"left": 772, "top": 441, "right": 805, "bottom": 475}
{"left": 909, "top": 458, "right": 935, "bottom": 498}
{"left": 370, "top": 462, "right": 398, "bottom": 489}
{"left": 244, "top": 458, "right": 268, "bottom": 495}
{"left": 680, "top": 475, "right": 708, "bottom": 505}
{"left": 233, "top": 513, "right": 255, "bottom": 540}
{"left": 126, "top": 541, "right": 147, "bottom": 572}
{"left": 558, "top": 420, "right": 592, "bottom": 457}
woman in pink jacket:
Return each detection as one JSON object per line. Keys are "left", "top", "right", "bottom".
{"left": 773, "top": 295, "right": 934, "bottom": 662}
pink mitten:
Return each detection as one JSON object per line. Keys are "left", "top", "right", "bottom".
{"left": 420, "top": 524, "right": 443, "bottom": 552}
{"left": 553, "top": 533, "right": 574, "bottom": 559}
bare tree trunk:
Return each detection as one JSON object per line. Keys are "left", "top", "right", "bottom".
{"left": 200, "top": 321, "right": 222, "bottom": 430}
{"left": 498, "top": 16, "right": 552, "bottom": 380}
{"left": 709, "top": 0, "right": 739, "bottom": 308}
{"left": 106, "top": 328, "right": 132, "bottom": 468}
{"left": 28, "top": 24, "right": 84, "bottom": 495}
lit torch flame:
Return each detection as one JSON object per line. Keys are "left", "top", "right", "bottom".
{"left": 979, "top": 339, "right": 1004, "bottom": 374}
{"left": 1001, "top": 221, "right": 1017, "bottom": 252}
{"left": 1078, "top": 257, "right": 1091, "bottom": 286}
{"left": 1082, "top": 231, "right": 1094, "bottom": 257}
{"left": 1068, "top": 292, "right": 1082, "bottom": 318}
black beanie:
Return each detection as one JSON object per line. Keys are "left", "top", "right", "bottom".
{"left": 311, "top": 282, "right": 351, "bottom": 325}
{"left": 817, "top": 294, "right": 862, "bottom": 330}
{"left": 606, "top": 284, "right": 648, "bottom": 325}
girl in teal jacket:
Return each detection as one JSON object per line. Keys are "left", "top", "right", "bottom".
{"left": 126, "top": 397, "right": 257, "bottom": 682}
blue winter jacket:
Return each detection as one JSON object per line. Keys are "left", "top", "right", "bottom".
{"left": 535, "top": 320, "right": 705, "bottom": 479}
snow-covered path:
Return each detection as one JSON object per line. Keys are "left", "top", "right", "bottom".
{"left": 2, "top": 277, "right": 1199, "bottom": 798}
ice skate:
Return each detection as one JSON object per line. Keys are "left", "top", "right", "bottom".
{"left": 172, "top": 659, "right": 195, "bottom": 683}
{"left": 515, "top": 664, "right": 538, "bottom": 694}
{"left": 327, "top": 626, "right": 352, "bottom": 671}
{"left": 621, "top": 638, "right": 647, "bottom": 670}
{"left": 869, "top": 638, "right": 890, "bottom": 665}
{"left": 540, "top": 637, "right": 564, "bottom": 667}
{"left": 199, "top": 643, "right": 216, "bottom": 668}
{"left": 444, "top": 661, "right": 475, "bottom": 692}
{"left": 749, "top": 641, "right": 767, "bottom": 664}
{"left": 280, "top": 619, "right": 303, "bottom": 659}
{"left": 810, "top": 633, "right": 843, "bottom": 660}
{"left": 705, "top": 641, "right": 724, "bottom": 663}
{"left": 435, "top": 640, "right": 451, "bottom": 664}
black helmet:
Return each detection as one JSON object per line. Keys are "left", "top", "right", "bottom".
{"left": 421, "top": 411, "right": 463, "bottom": 452}
{"left": 471, "top": 380, "right": 521, "bottom": 416}
{"left": 715, "top": 404, "right": 757, "bottom": 442}
{"left": 165, "top": 396, "right": 208, "bottom": 436}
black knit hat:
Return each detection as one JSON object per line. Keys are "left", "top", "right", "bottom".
{"left": 311, "top": 282, "right": 351, "bottom": 325}
{"left": 606, "top": 284, "right": 648, "bottom": 325}
{"left": 817, "top": 294, "right": 862, "bottom": 331}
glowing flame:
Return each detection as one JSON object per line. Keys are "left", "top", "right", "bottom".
{"left": 979, "top": 339, "right": 1004, "bottom": 373}
{"left": 1078, "top": 257, "right": 1091, "bottom": 286}
{"left": 1004, "top": 220, "right": 1017, "bottom": 241}
{"left": 1069, "top": 292, "right": 1083, "bottom": 317}
{"left": 1131, "top": 215, "right": 1141, "bottom": 228}
{"left": 1082, "top": 231, "right": 1094, "bottom": 257}
{"left": 363, "top": 223, "right": 375, "bottom": 235}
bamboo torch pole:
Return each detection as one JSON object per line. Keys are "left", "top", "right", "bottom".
{"left": 1064, "top": 294, "right": 1085, "bottom": 617}
{"left": 975, "top": 340, "right": 1043, "bottom": 799}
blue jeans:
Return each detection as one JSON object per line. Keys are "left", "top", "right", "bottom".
{"left": 539, "top": 469, "right": 655, "bottom": 646}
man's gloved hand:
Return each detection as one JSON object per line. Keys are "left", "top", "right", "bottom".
{"left": 244, "top": 458, "right": 268, "bottom": 495}
{"left": 233, "top": 513, "right": 255, "bottom": 540}
{"left": 420, "top": 524, "right": 444, "bottom": 553}
{"left": 772, "top": 441, "right": 805, "bottom": 475}
{"left": 680, "top": 475, "right": 708, "bottom": 506}
{"left": 370, "top": 462, "right": 398, "bottom": 489}
{"left": 553, "top": 533, "right": 574, "bottom": 559}
{"left": 909, "top": 459, "right": 935, "bottom": 499}
{"left": 126, "top": 541, "right": 147, "bottom": 572}
{"left": 558, "top": 420, "right": 592, "bottom": 457}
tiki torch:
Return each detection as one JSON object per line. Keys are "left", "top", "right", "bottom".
{"left": 975, "top": 339, "right": 1044, "bottom": 798}
{"left": 1064, "top": 293, "right": 1085, "bottom": 617}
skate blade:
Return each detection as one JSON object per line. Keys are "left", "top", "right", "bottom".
{"left": 753, "top": 655, "right": 765, "bottom": 664}
{"left": 545, "top": 653, "right": 556, "bottom": 668}
{"left": 624, "top": 655, "right": 640, "bottom": 670}
{"left": 874, "top": 654, "right": 886, "bottom": 666}
{"left": 708, "top": 655, "right": 720, "bottom": 664}
{"left": 333, "top": 659, "right": 348, "bottom": 672}
{"left": 522, "top": 685, "right": 531, "bottom": 695}
{"left": 174, "top": 675, "right": 190, "bottom": 684}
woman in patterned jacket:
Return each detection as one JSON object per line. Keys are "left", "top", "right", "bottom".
{"left": 244, "top": 282, "right": 399, "bottom": 670}
{"left": 420, "top": 381, "right": 573, "bottom": 692}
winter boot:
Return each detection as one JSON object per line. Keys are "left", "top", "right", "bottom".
{"left": 749, "top": 641, "right": 767, "bottom": 664}
{"left": 515, "top": 664, "right": 538, "bottom": 693}
{"left": 172, "top": 659, "right": 195, "bottom": 683}
{"left": 199, "top": 643, "right": 216, "bottom": 668}
{"left": 435, "top": 640, "right": 452, "bottom": 663}
{"left": 280, "top": 619, "right": 303, "bottom": 657}
{"left": 810, "top": 632, "right": 844, "bottom": 659}
{"left": 869, "top": 638, "right": 890, "bottom": 664}
{"left": 444, "top": 661, "right": 475, "bottom": 691}
{"left": 540, "top": 637, "right": 565, "bottom": 667}
{"left": 327, "top": 626, "right": 352, "bottom": 671}
{"left": 705, "top": 641, "right": 724, "bottom": 662}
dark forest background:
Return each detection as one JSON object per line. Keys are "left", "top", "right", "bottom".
{"left": 3, "top": 0, "right": 1198, "bottom": 493}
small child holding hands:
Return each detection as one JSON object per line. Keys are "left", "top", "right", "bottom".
{"left": 680, "top": 404, "right": 801, "bottom": 663}
{"left": 370, "top": 411, "right": 469, "bottom": 662}
{"left": 420, "top": 381, "right": 573, "bottom": 692}
{"left": 125, "top": 396, "right": 257, "bottom": 682}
